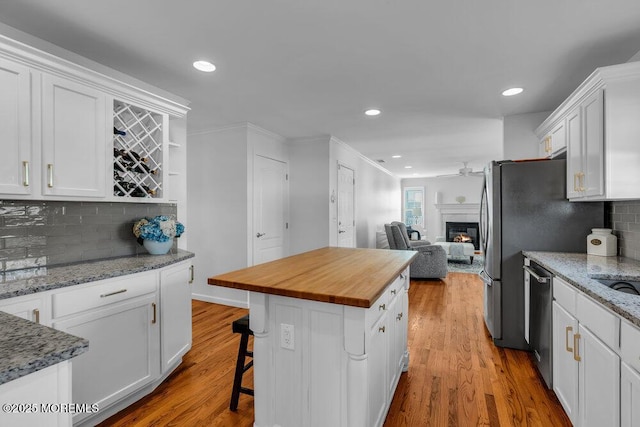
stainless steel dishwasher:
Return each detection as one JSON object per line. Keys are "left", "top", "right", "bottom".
{"left": 523, "top": 260, "right": 553, "bottom": 388}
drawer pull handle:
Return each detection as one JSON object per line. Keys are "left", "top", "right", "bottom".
{"left": 47, "top": 164, "right": 54, "bottom": 188}
{"left": 396, "top": 313, "right": 403, "bottom": 321}
{"left": 33, "top": 308, "right": 40, "bottom": 324}
{"left": 400, "top": 273, "right": 405, "bottom": 279}
{"left": 189, "top": 265, "right": 194, "bottom": 284}
{"left": 379, "top": 303, "right": 386, "bottom": 311}
{"left": 573, "top": 333, "right": 581, "bottom": 362}
{"left": 379, "top": 326, "right": 385, "bottom": 333}
{"left": 565, "top": 326, "right": 573, "bottom": 352}
{"left": 152, "top": 302, "right": 157, "bottom": 324}
{"left": 391, "top": 289, "right": 397, "bottom": 295}
{"left": 23, "top": 161, "right": 30, "bottom": 187}
{"left": 100, "top": 289, "right": 127, "bottom": 298}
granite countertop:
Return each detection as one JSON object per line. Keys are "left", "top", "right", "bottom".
{"left": 523, "top": 251, "right": 640, "bottom": 327}
{"left": 0, "top": 250, "right": 194, "bottom": 385}
{"left": 0, "top": 311, "right": 88, "bottom": 385}
{"left": 0, "top": 249, "right": 195, "bottom": 300}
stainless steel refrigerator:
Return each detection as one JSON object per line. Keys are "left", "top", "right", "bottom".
{"left": 479, "top": 159, "right": 604, "bottom": 350}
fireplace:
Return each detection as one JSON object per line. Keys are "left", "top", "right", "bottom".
{"left": 445, "top": 222, "right": 480, "bottom": 250}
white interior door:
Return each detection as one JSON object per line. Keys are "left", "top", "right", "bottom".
{"left": 337, "top": 163, "right": 355, "bottom": 248}
{"left": 253, "top": 155, "right": 288, "bottom": 265}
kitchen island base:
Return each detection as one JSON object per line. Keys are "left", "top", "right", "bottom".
{"left": 249, "top": 268, "right": 409, "bottom": 427}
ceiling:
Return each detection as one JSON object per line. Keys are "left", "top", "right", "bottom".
{"left": 2, "top": 1, "right": 640, "bottom": 178}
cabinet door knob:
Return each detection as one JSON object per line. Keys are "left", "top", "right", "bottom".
{"left": 391, "top": 289, "right": 397, "bottom": 295}
{"left": 379, "top": 303, "right": 386, "bottom": 311}
{"left": 378, "top": 326, "right": 385, "bottom": 333}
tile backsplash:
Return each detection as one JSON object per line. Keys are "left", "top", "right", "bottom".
{"left": 0, "top": 200, "right": 177, "bottom": 273}
{"left": 608, "top": 200, "right": 640, "bottom": 260}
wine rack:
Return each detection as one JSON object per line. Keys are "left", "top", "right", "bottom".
{"left": 113, "top": 100, "right": 164, "bottom": 199}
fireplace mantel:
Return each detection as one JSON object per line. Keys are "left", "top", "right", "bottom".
{"left": 434, "top": 203, "right": 480, "bottom": 214}
{"left": 434, "top": 203, "right": 480, "bottom": 238}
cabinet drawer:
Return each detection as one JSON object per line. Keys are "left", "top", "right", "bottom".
{"left": 386, "top": 271, "right": 407, "bottom": 302}
{"left": 621, "top": 321, "right": 640, "bottom": 372}
{"left": 576, "top": 293, "right": 619, "bottom": 349}
{"left": 553, "top": 276, "right": 577, "bottom": 315}
{"left": 52, "top": 271, "right": 157, "bottom": 318}
{"left": 367, "top": 291, "right": 389, "bottom": 331}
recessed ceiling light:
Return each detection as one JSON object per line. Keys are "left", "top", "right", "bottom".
{"left": 404, "top": 166, "right": 412, "bottom": 169}
{"left": 502, "top": 87, "right": 523, "bottom": 96}
{"left": 193, "top": 60, "right": 216, "bottom": 72}
{"left": 392, "top": 155, "right": 402, "bottom": 159}
{"left": 365, "top": 109, "right": 381, "bottom": 116}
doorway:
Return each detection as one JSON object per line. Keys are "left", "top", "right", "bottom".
{"left": 253, "top": 155, "right": 288, "bottom": 265}
{"left": 337, "top": 163, "right": 355, "bottom": 248}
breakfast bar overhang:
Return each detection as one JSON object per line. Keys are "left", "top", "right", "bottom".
{"left": 208, "top": 247, "right": 417, "bottom": 427}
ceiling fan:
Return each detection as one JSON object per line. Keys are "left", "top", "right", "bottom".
{"left": 437, "top": 162, "right": 484, "bottom": 178}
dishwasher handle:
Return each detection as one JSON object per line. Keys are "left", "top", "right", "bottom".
{"left": 523, "top": 265, "right": 550, "bottom": 283}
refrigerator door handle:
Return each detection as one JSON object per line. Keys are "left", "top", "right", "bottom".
{"left": 479, "top": 269, "right": 492, "bottom": 285}
{"left": 479, "top": 178, "right": 489, "bottom": 255}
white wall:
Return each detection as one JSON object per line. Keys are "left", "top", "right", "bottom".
{"left": 288, "top": 137, "right": 331, "bottom": 254}
{"left": 401, "top": 175, "right": 483, "bottom": 243}
{"left": 187, "top": 123, "right": 288, "bottom": 308}
{"left": 503, "top": 111, "right": 551, "bottom": 160}
{"left": 187, "top": 126, "right": 250, "bottom": 307}
{"left": 288, "top": 135, "right": 401, "bottom": 253}
{"left": 330, "top": 138, "right": 401, "bottom": 248}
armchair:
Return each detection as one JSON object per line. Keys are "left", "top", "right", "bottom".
{"left": 385, "top": 223, "right": 447, "bottom": 279}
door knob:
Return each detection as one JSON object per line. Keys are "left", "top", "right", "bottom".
{"left": 256, "top": 232, "right": 266, "bottom": 238}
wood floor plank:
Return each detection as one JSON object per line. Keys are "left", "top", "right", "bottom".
{"left": 100, "top": 272, "right": 570, "bottom": 427}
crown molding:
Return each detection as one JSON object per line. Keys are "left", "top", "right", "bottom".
{"left": 0, "top": 31, "right": 189, "bottom": 117}
{"left": 536, "top": 61, "right": 640, "bottom": 137}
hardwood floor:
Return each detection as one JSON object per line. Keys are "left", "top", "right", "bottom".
{"left": 100, "top": 272, "right": 570, "bottom": 427}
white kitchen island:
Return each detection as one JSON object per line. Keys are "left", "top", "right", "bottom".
{"left": 209, "top": 247, "right": 416, "bottom": 427}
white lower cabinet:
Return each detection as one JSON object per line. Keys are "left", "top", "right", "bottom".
{"left": 552, "top": 277, "right": 620, "bottom": 427}
{"left": 620, "top": 320, "right": 640, "bottom": 427}
{"left": 160, "top": 261, "right": 193, "bottom": 372}
{"left": 52, "top": 289, "right": 159, "bottom": 425}
{"left": 0, "top": 294, "right": 47, "bottom": 325}
{"left": 552, "top": 301, "right": 579, "bottom": 425}
{"left": 249, "top": 267, "right": 409, "bottom": 427}
{"left": 0, "top": 362, "right": 72, "bottom": 427}
{"left": 578, "top": 325, "right": 620, "bottom": 427}
{"left": 368, "top": 313, "right": 388, "bottom": 427}
{"left": 621, "top": 362, "right": 640, "bottom": 427}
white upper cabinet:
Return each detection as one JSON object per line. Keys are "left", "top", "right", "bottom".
{"left": 41, "top": 74, "right": 107, "bottom": 198}
{"left": 0, "top": 32, "right": 189, "bottom": 202}
{"left": 0, "top": 58, "right": 31, "bottom": 195}
{"left": 539, "top": 120, "right": 567, "bottom": 158}
{"left": 537, "top": 61, "right": 640, "bottom": 201}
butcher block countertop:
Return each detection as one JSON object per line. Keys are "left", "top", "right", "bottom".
{"left": 208, "top": 247, "right": 417, "bottom": 308}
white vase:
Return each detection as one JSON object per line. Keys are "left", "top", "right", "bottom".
{"left": 143, "top": 239, "right": 173, "bottom": 255}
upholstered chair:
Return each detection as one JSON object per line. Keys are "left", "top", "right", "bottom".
{"left": 385, "top": 223, "right": 447, "bottom": 279}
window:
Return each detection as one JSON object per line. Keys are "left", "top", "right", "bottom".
{"left": 403, "top": 187, "right": 424, "bottom": 228}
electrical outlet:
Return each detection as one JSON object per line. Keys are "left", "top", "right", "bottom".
{"left": 280, "top": 323, "right": 295, "bottom": 350}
